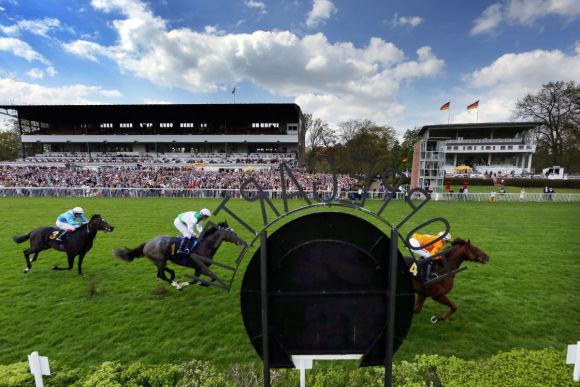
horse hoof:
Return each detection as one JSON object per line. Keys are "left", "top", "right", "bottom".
{"left": 430, "top": 316, "right": 438, "bottom": 324}
{"left": 23, "top": 268, "right": 29, "bottom": 273}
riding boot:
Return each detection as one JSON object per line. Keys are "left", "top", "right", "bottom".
{"left": 55, "top": 229, "right": 67, "bottom": 242}
{"left": 427, "top": 261, "right": 438, "bottom": 281}
{"left": 177, "top": 237, "right": 190, "bottom": 254}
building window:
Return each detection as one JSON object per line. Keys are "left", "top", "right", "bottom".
{"left": 200, "top": 123, "right": 207, "bottom": 128}
{"left": 140, "top": 122, "right": 153, "bottom": 128}
{"left": 518, "top": 145, "right": 524, "bottom": 149}
{"left": 453, "top": 146, "right": 458, "bottom": 150}
{"left": 180, "top": 123, "right": 194, "bottom": 128}
{"left": 500, "top": 146, "right": 505, "bottom": 150}
{"left": 160, "top": 123, "right": 173, "bottom": 128}
{"left": 485, "top": 146, "right": 491, "bottom": 150}
{"left": 508, "top": 145, "right": 513, "bottom": 150}
{"left": 120, "top": 123, "right": 133, "bottom": 128}
{"left": 100, "top": 123, "right": 113, "bottom": 128}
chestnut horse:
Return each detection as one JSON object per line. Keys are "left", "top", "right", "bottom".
{"left": 412, "top": 238, "right": 489, "bottom": 323}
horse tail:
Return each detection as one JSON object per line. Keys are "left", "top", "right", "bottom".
{"left": 113, "top": 243, "right": 146, "bottom": 262}
{"left": 12, "top": 232, "right": 31, "bottom": 244}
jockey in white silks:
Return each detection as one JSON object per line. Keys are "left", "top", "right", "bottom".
{"left": 173, "top": 208, "right": 211, "bottom": 254}
{"left": 55, "top": 206, "right": 88, "bottom": 241}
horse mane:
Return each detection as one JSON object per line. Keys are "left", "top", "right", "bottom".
{"left": 90, "top": 214, "right": 101, "bottom": 221}
{"left": 201, "top": 221, "right": 227, "bottom": 237}
{"left": 451, "top": 237, "right": 467, "bottom": 246}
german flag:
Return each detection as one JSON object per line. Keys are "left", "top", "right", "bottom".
{"left": 467, "top": 100, "right": 479, "bottom": 110}
{"left": 439, "top": 101, "right": 450, "bottom": 111}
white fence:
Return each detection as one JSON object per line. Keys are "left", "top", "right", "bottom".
{"left": 0, "top": 187, "right": 579, "bottom": 202}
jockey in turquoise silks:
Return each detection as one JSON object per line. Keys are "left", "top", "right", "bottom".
{"left": 55, "top": 207, "right": 88, "bottom": 241}
{"left": 173, "top": 208, "right": 211, "bottom": 254}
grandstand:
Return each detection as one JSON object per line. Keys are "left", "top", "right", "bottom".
{"left": 0, "top": 103, "right": 305, "bottom": 169}
{"left": 411, "top": 122, "right": 539, "bottom": 191}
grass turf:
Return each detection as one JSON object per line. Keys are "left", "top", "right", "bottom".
{"left": 0, "top": 197, "right": 578, "bottom": 369}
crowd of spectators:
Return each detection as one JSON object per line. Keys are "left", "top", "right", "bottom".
{"left": 0, "top": 165, "right": 358, "bottom": 192}
{"left": 6, "top": 152, "right": 298, "bottom": 167}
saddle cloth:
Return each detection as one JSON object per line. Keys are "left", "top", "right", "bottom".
{"left": 168, "top": 237, "right": 199, "bottom": 262}
{"left": 404, "top": 256, "right": 437, "bottom": 282}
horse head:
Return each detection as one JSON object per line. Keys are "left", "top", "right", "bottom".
{"left": 215, "top": 221, "right": 246, "bottom": 246}
{"left": 89, "top": 214, "right": 115, "bottom": 233}
{"left": 451, "top": 238, "right": 489, "bottom": 264}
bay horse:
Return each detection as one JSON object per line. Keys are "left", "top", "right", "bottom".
{"left": 113, "top": 221, "right": 246, "bottom": 290}
{"left": 412, "top": 238, "right": 489, "bottom": 323}
{"left": 13, "top": 214, "right": 115, "bottom": 275}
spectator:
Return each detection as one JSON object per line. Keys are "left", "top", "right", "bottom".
{"left": 462, "top": 181, "right": 469, "bottom": 200}
{"left": 499, "top": 185, "right": 506, "bottom": 200}
{"left": 490, "top": 190, "right": 496, "bottom": 203}
{"left": 519, "top": 188, "right": 526, "bottom": 201}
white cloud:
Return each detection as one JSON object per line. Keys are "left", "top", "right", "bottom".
{"left": 466, "top": 49, "right": 580, "bottom": 88}
{"left": 306, "top": 0, "right": 337, "bottom": 28}
{"left": 144, "top": 98, "right": 171, "bottom": 104}
{"left": 61, "top": 0, "right": 444, "bottom": 129}
{"left": 26, "top": 68, "right": 44, "bottom": 79}
{"left": 244, "top": 0, "right": 266, "bottom": 14}
{"left": 471, "top": 0, "right": 580, "bottom": 35}
{"left": 0, "top": 17, "right": 63, "bottom": 37}
{"left": 0, "top": 77, "right": 122, "bottom": 104}
{"left": 46, "top": 66, "right": 57, "bottom": 77}
{"left": 392, "top": 13, "right": 423, "bottom": 28}
{"left": 0, "top": 37, "right": 49, "bottom": 63}
{"left": 449, "top": 48, "right": 580, "bottom": 123}
{"left": 99, "top": 89, "right": 123, "bottom": 98}
{"left": 470, "top": 4, "right": 503, "bottom": 35}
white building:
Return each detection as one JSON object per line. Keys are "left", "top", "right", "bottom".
{"left": 411, "top": 122, "right": 538, "bottom": 191}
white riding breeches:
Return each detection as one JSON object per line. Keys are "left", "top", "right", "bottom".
{"left": 409, "top": 237, "right": 431, "bottom": 258}
{"left": 56, "top": 220, "right": 77, "bottom": 231}
{"left": 174, "top": 218, "right": 196, "bottom": 238}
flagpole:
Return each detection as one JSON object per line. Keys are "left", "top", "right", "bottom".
{"left": 448, "top": 101, "right": 451, "bottom": 124}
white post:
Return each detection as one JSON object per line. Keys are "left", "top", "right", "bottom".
{"left": 566, "top": 341, "right": 580, "bottom": 382}
{"left": 28, "top": 351, "right": 50, "bottom": 387}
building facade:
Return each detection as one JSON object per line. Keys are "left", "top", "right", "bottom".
{"left": 0, "top": 103, "right": 306, "bottom": 163}
{"left": 411, "top": 122, "right": 538, "bottom": 191}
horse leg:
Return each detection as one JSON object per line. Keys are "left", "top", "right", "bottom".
{"left": 167, "top": 267, "right": 190, "bottom": 289}
{"left": 22, "top": 248, "right": 37, "bottom": 273}
{"left": 431, "top": 295, "right": 457, "bottom": 323}
{"left": 414, "top": 293, "right": 427, "bottom": 314}
{"left": 193, "top": 267, "right": 210, "bottom": 287}
{"left": 156, "top": 264, "right": 181, "bottom": 290}
{"left": 53, "top": 253, "right": 75, "bottom": 271}
{"left": 77, "top": 252, "right": 86, "bottom": 275}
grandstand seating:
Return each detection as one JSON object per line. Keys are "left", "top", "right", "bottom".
{"left": 1, "top": 152, "right": 298, "bottom": 169}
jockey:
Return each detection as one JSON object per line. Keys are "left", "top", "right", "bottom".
{"left": 409, "top": 231, "right": 452, "bottom": 279}
{"left": 55, "top": 207, "right": 88, "bottom": 241}
{"left": 173, "top": 208, "right": 211, "bottom": 254}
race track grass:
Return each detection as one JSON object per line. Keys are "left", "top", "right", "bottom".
{"left": 0, "top": 197, "right": 578, "bottom": 370}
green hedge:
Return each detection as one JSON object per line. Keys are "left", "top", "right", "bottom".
{"left": 0, "top": 348, "right": 572, "bottom": 387}
{"left": 501, "top": 178, "right": 580, "bottom": 189}
{"left": 445, "top": 178, "right": 493, "bottom": 186}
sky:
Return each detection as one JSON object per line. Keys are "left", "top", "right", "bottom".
{"left": 0, "top": 0, "right": 579, "bottom": 137}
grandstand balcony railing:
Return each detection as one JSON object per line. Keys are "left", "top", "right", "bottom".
{"left": 1, "top": 187, "right": 579, "bottom": 202}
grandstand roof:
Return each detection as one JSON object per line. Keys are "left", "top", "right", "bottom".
{"left": 0, "top": 103, "right": 303, "bottom": 123}
{"left": 419, "top": 122, "right": 539, "bottom": 136}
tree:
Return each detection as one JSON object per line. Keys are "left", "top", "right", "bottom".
{"left": 0, "top": 119, "right": 20, "bottom": 161}
{"left": 335, "top": 119, "right": 399, "bottom": 174}
{"left": 400, "top": 127, "right": 421, "bottom": 166}
{"left": 304, "top": 114, "right": 336, "bottom": 151}
{"left": 512, "top": 81, "right": 580, "bottom": 170}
